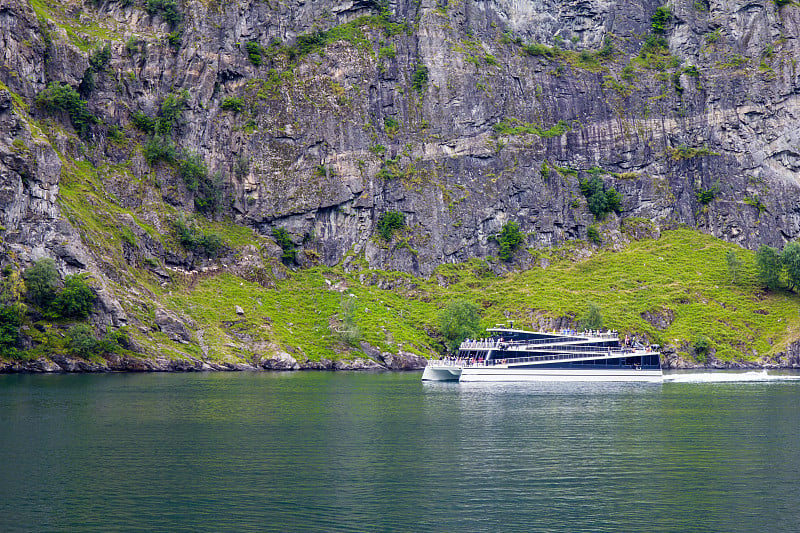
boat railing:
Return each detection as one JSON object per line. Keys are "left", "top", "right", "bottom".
{"left": 430, "top": 347, "right": 652, "bottom": 368}
{"left": 458, "top": 334, "right": 619, "bottom": 352}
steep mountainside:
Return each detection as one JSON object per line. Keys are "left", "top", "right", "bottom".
{"left": 1, "top": 0, "right": 800, "bottom": 369}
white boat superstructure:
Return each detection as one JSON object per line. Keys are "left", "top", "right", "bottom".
{"left": 422, "top": 327, "right": 662, "bottom": 382}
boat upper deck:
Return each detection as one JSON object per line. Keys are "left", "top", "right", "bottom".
{"left": 460, "top": 330, "right": 622, "bottom": 353}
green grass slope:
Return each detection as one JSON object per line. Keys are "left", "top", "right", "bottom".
{"left": 162, "top": 229, "right": 799, "bottom": 365}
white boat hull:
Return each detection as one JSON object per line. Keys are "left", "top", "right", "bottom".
{"left": 422, "top": 363, "right": 662, "bottom": 382}
{"left": 421, "top": 365, "right": 462, "bottom": 381}
{"left": 459, "top": 366, "right": 663, "bottom": 383}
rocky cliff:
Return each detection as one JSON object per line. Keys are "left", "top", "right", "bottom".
{"left": 1, "top": 0, "right": 799, "bottom": 368}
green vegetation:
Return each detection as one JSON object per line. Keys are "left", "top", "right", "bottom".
{"left": 0, "top": 305, "right": 22, "bottom": 359}
{"left": 194, "top": 171, "right": 224, "bottom": 216}
{"left": 383, "top": 116, "right": 400, "bottom": 135}
{"left": 495, "top": 221, "right": 524, "bottom": 262}
{"left": 271, "top": 227, "right": 296, "bottom": 264}
{"left": 744, "top": 195, "right": 766, "bottom": 215}
{"left": 755, "top": 242, "right": 800, "bottom": 292}
{"left": 523, "top": 43, "right": 556, "bottom": 58}
{"left": 246, "top": 41, "right": 263, "bottom": 66}
{"left": 50, "top": 274, "right": 94, "bottom": 319}
{"left": 157, "top": 91, "right": 187, "bottom": 134}
{"left": 726, "top": 250, "right": 741, "bottom": 284}
{"left": 578, "top": 175, "right": 622, "bottom": 219}
{"left": 21, "top": 260, "right": 95, "bottom": 320}
{"left": 338, "top": 296, "right": 362, "bottom": 345}
{"left": 411, "top": 64, "right": 429, "bottom": 95}
{"left": 378, "top": 44, "right": 396, "bottom": 59}
{"left": 636, "top": 35, "right": 679, "bottom": 71}
{"left": 11, "top": 225, "right": 797, "bottom": 365}
{"left": 178, "top": 153, "right": 207, "bottom": 191}
{"left": 580, "top": 302, "right": 603, "bottom": 329}
{"left": 438, "top": 299, "right": 483, "bottom": 353}
{"left": 695, "top": 182, "right": 720, "bottom": 205}
{"left": 280, "top": 15, "right": 406, "bottom": 64}
{"left": 23, "top": 259, "right": 59, "bottom": 309}
{"left": 667, "top": 144, "right": 720, "bottom": 161}
{"left": 376, "top": 157, "right": 404, "bottom": 180}
{"left": 35, "top": 82, "right": 97, "bottom": 137}
{"left": 145, "top": 0, "right": 182, "bottom": 28}
{"left": 132, "top": 90, "right": 188, "bottom": 137}
{"left": 220, "top": 97, "right": 244, "bottom": 113}
{"left": 376, "top": 211, "right": 406, "bottom": 241}
{"left": 174, "top": 217, "right": 225, "bottom": 258}
{"left": 493, "top": 118, "right": 571, "bottom": 138}
{"left": 79, "top": 43, "right": 111, "bottom": 97}
{"left": 651, "top": 6, "right": 672, "bottom": 34}
{"left": 756, "top": 245, "right": 782, "bottom": 290}
{"left": 143, "top": 134, "right": 177, "bottom": 165}
{"left": 782, "top": 242, "right": 800, "bottom": 291}
{"left": 693, "top": 335, "right": 710, "bottom": 360}
{"left": 67, "top": 323, "right": 101, "bottom": 357}
{"left": 705, "top": 29, "right": 721, "bottom": 44}
{"left": 587, "top": 224, "right": 602, "bottom": 244}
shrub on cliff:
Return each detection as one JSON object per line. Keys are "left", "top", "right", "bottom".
{"left": 651, "top": 6, "right": 671, "bottom": 34}
{"left": 376, "top": 211, "right": 405, "bottom": 240}
{"left": 179, "top": 152, "right": 207, "bottom": 191}
{"left": 146, "top": 0, "right": 182, "bottom": 28}
{"left": 495, "top": 221, "right": 524, "bottom": 262}
{"left": 23, "top": 259, "right": 59, "bottom": 309}
{"left": 49, "top": 274, "right": 94, "bottom": 320}
{"left": 245, "top": 41, "right": 263, "bottom": 65}
{"left": 271, "top": 227, "right": 296, "bottom": 264}
{"left": 781, "top": 241, "right": 800, "bottom": 291}
{"left": 35, "top": 82, "right": 97, "bottom": 138}
{"left": 411, "top": 64, "right": 429, "bottom": 94}
{"left": 143, "top": 134, "right": 177, "bottom": 165}
{"left": 338, "top": 296, "right": 362, "bottom": 346}
{"left": 67, "top": 324, "right": 103, "bottom": 358}
{"left": 174, "top": 218, "right": 225, "bottom": 258}
{"left": 194, "top": 171, "right": 224, "bottom": 216}
{"left": 755, "top": 245, "right": 782, "bottom": 290}
{"left": 579, "top": 175, "right": 622, "bottom": 220}
{"left": 0, "top": 305, "right": 22, "bottom": 359}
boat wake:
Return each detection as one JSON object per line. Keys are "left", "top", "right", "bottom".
{"left": 664, "top": 370, "right": 800, "bottom": 383}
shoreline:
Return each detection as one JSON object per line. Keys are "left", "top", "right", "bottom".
{"left": 0, "top": 351, "right": 429, "bottom": 374}
{"left": 1, "top": 354, "right": 798, "bottom": 374}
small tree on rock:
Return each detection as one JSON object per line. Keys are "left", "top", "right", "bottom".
{"left": 497, "top": 221, "right": 524, "bottom": 262}
{"left": 338, "top": 296, "right": 361, "bottom": 346}
{"left": 438, "top": 299, "right": 483, "bottom": 353}
{"left": 725, "top": 250, "right": 741, "bottom": 285}
{"left": 50, "top": 274, "right": 95, "bottom": 319}
{"left": 781, "top": 241, "right": 800, "bottom": 292}
{"left": 756, "top": 245, "right": 782, "bottom": 290}
{"left": 580, "top": 302, "right": 603, "bottom": 330}
{"left": 23, "top": 258, "right": 59, "bottom": 309}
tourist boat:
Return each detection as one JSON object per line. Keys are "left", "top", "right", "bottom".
{"left": 422, "top": 326, "right": 662, "bottom": 382}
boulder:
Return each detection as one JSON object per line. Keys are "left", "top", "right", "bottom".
{"left": 154, "top": 308, "right": 193, "bottom": 343}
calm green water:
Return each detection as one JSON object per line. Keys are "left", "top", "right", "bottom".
{"left": 1, "top": 371, "right": 799, "bottom": 532}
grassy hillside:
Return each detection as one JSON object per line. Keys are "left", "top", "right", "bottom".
{"left": 159, "top": 228, "right": 798, "bottom": 364}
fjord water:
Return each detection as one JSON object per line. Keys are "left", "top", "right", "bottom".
{"left": 1, "top": 372, "right": 799, "bottom": 532}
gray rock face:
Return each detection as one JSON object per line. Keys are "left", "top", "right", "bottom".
{"left": 260, "top": 351, "right": 301, "bottom": 370}
{"left": 154, "top": 308, "right": 194, "bottom": 343}
{"left": 1, "top": 0, "right": 798, "bottom": 278}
